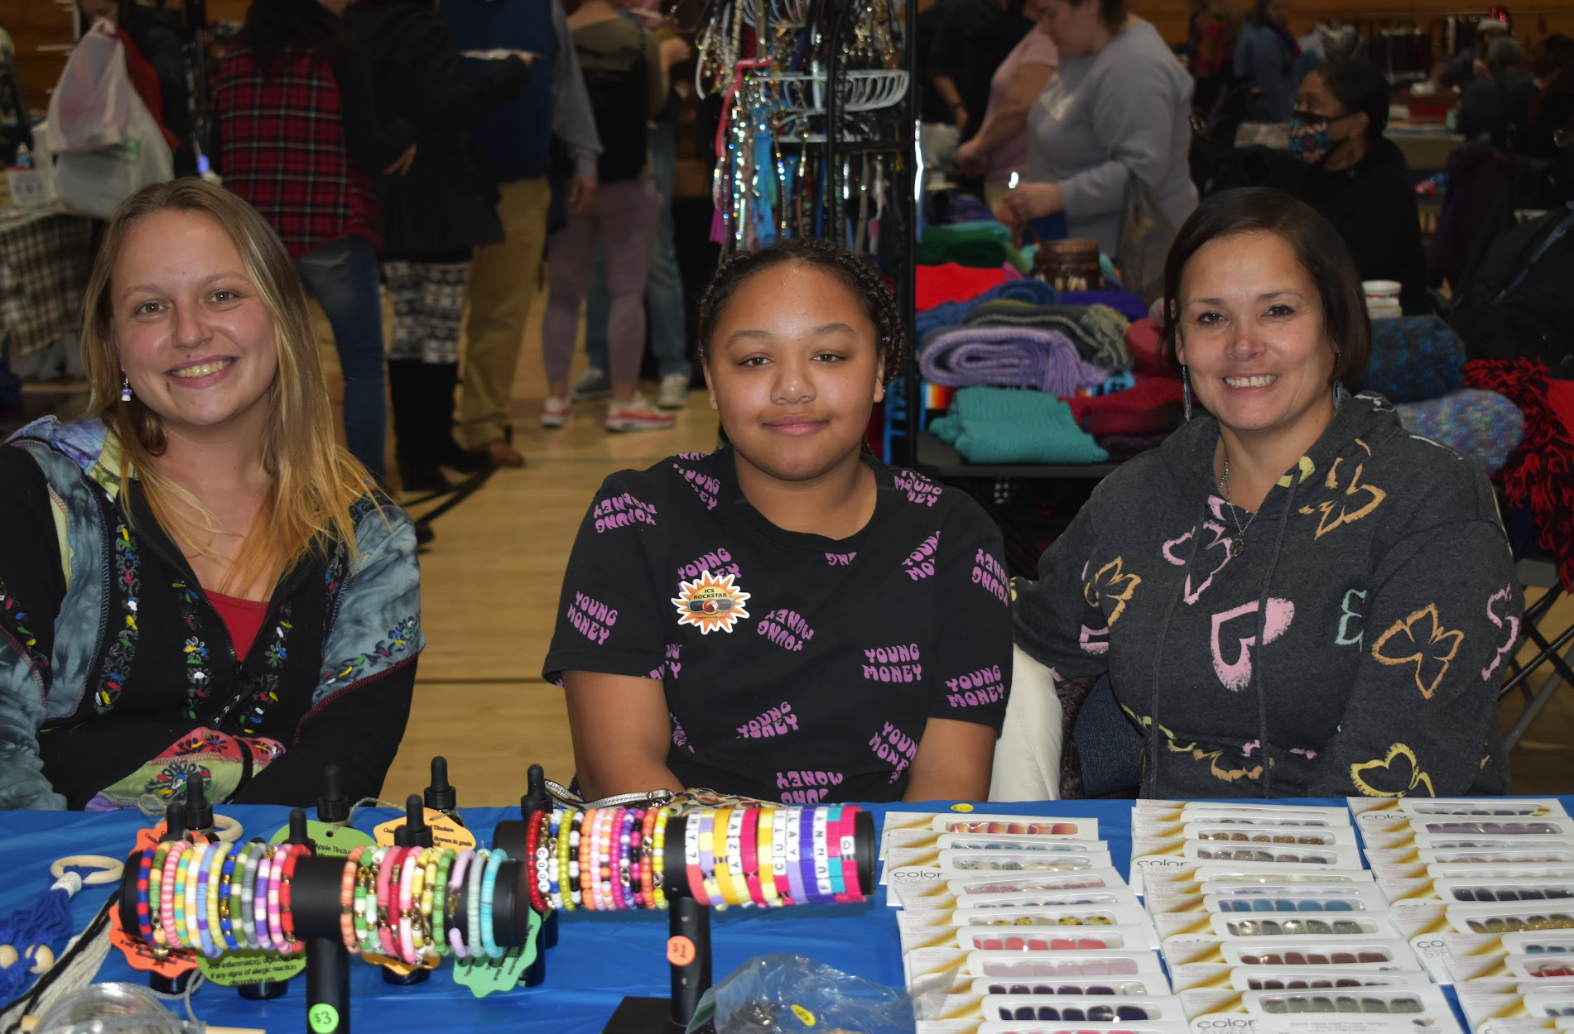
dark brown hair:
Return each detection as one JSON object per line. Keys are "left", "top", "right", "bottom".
{"left": 1059, "top": 0, "right": 1127, "bottom": 33}
{"left": 696, "top": 239, "right": 907, "bottom": 385}
{"left": 1161, "top": 187, "right": 1370, "bottom": 388}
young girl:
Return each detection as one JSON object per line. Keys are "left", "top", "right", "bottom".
{"left": 544, "top": 240, "right": 1012, "bottom": 804}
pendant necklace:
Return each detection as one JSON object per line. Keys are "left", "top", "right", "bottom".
{"left": 1218, "top": 449, "right": 1259, "bottom": 557}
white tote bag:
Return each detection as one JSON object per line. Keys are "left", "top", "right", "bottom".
{"left": 53, "top": 92, "right": 174, "bottom": 218}
{"left": 46, "top": 24, "right": 133, "bottom": 153}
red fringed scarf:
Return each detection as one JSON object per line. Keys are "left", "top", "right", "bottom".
{"left": 1464, "top": 358, "right": 1574, "bottom": 590}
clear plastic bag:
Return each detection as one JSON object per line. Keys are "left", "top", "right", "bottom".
{"left": 32, "top": 983, "right": 202, "bottom": 1034}
{"left": 46, "top": 25, "right": 131, "bottom": 153}
{"left": 685, "top": 954, "right": 947, "bottom": 1034}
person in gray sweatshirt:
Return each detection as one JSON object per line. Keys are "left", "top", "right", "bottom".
{"left": 1013, "top": 188, "right": 1522, "bottom": 799}
{"left": 996, "top": 0, "right": 1198, "bottom": 256}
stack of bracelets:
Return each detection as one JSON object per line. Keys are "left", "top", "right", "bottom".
{"left": 124, "top": 803, "right": 869, "bottom": 966}
{"left": 533, "top": 802, "right": 869, "bottom": 912}
{"left": 131, "top": 840, "right": 520, "bottom": 964}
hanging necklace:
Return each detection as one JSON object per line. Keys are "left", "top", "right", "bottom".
{"left": 1217, "top": 448, "right": 1259, "bottom": 558}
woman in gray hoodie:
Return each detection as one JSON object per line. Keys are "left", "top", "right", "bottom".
{"left": 1013, "top": 188, "right": 1521, "bottom": 799}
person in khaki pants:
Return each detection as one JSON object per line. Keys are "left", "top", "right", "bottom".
{"left": 443, "top": 0, "right": 601, "bottom": 467}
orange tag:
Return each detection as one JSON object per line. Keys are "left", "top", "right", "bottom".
{"left": 373, "top": 809, "right": 476, "bottom": 851}
{"left": 109, "top": 909, "right": 199, "bottom": 977}
{"left": 360, "top": 949, "right": 440, "bottom": 974}
{"left": 666, "top": 935, "right": 696, "bottom": 967}
{"left": 134, "top": 825, "right": 163, "bottom": 853}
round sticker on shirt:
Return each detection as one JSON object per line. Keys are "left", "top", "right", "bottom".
{"left": 672, "top": 570, "right": 751, "bottom": 634}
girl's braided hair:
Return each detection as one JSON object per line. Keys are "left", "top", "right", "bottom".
{"left": 695, "top": 239, "right": 908, "bottom": 385}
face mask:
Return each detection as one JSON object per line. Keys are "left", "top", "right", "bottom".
{"left": 1289, "top": 110, "right": 1354, "bottom": 165}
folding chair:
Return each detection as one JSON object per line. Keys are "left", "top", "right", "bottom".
{"left": 1500, "top": 557, "right": 1574, "bottom": 751}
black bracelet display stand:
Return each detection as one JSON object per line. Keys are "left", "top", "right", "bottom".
{"left": 117, "top": 764, "right": 875, "bottom": 1034}
{"left": 599, "top": 809, "right": 877, "bottom": 1034}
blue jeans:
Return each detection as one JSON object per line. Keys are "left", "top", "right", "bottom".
{"left": 294, "top": 234, "right": 387, "bottom": 480}
{"left": 584, "top": 121, "right": 690, "bottom": 380}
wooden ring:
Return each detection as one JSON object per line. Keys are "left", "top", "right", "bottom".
{"left": 49, "top": 855, "right": 124, "bottom": 886}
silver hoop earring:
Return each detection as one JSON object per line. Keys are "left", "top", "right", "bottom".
{"left": 120, "top": 376, "right": 132, "bottom": 403}
{"left": 1181, "top": 365, "right": 1193, "bottom": 422}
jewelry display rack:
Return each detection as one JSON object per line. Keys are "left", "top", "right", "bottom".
{"left": 113, "top": 766, "right": 876, "bottom": 1034}
{"left": 695, "top": 0, "right": 920, "bottom": 462}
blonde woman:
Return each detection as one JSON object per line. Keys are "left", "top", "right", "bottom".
{"left": 0, "top": 179, "right": 422, "bottom": 810}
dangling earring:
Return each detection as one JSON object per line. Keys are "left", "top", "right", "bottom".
{"left": 1181, "top": 365, "right": 1193, "bottom": 422}
{"left": 120, "top": 375, "right": 132, "bottom": 403}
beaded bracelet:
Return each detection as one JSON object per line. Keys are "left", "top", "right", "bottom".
{"left": 448, "top": 849, "right": 473, "bottom": 958}
{"left": 375, "top": 845, "right": 401, "bottom": 957}
{"left": 266, "top": 847, "right": 288, "bottom": 954}
{"left": 404, "top": 846, "right": 429, "bottom": 963}
{"left": 684, "top": 809, "right": 706, "bottom": 905}
{"left": 134, "top": 848, "right": 156, "bottom": 944}
{"left": 651, "top": 808, "right": 671, "bottom": 910}
{"left": 184, "top": 839, "right": 208, "bottom": 954}
{"left": 811, "top": 808, "right": 834, "bottom": 904}
{"left": 725, "top": 807, "right": 752, "bottom": 907}
{"left": 419, "top": 848, "right": 442, "bottom": 959}
{"left": 619, "top": 809, "right": 637, "bottom": 909}
{"left": 338, "top": 847, "right": 364, "bottom": 951}
{"left": 601, "top": 805, "right": 620, "bottom": 912}
{"left": 276, "top": 845, "right": 302, "bottom": 954}
{"left": 834, "top": 807, "right": 861, "bottom": 901}
{"left": 756, "top": 807, "right": 777, "bottom": 906}
{"left": 170, "top": 841, "right": 192, "bottom": 951}
{"left": 217, "top": 843, "right": 241, "bottom": 950}
{"left": 524, "top": 812, "right": 546, "bottom": 913}
{"left": 431, "top": 846, "right": 454, "bottom": 955}
{"left": 205, "top": 841, "right": 230, "bottom": 955}
{"left": 799, "top": 808, "right": 823, "bottom": 904}
{"left": 560, "top": 812, "right": 577, "bottom": 911}
{"left": 466, "top": 848, "right": 487, "bottom": 957}
{"left": 480, "top": 848, "right": 507, "bottom": 959}
{"left": 227, "top": 843, "right": 252, "bottom": 951}
{"left": 599, "top": 809, "right": 618, "bottom": 911}
{"left": 739, "top": 807, "right": 765, "bottom": 907}
{"left": 547, "top": 812, "right": 563, "bottom": 911}
{"left": 578, "top": 811, "right": 597, "bottom": 911}
{"left": 823, "top": 806, "right": 846, "bottom": 901}
{"left": 638, "top": 809, "right": 658, "bottom": 907}
{"left": 354, "top": 848, "right": 383, "bottom": 955}
{"left": 252, "top": 847, "right": 273, "bottom": 952}
{"left": 705, "top": 808, "right": 730, "bottom": 908}
{"left": 159, "top": 839, "right": 187, "bottom": 948}
{"left": 240, "top": 843, "right": 264, "bottom": 950}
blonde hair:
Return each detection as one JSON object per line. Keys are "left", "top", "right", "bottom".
{"left": 80, "top": 179, "right": 374, "bottom": 594}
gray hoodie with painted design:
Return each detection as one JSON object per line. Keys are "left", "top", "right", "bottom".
{"left": 1013, "top": 392, "right": 1520, "bottom": 799}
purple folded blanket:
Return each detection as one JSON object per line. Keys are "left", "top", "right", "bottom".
{"left": 918, "top": 325, "right": 1110, "bottom": 396}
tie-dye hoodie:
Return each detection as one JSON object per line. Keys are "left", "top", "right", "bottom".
{"left": 0, "top": 417, "right": 423, "bottom": 810}
{"left": 1014, "top": 392, "right": 1521, "bottom": 798}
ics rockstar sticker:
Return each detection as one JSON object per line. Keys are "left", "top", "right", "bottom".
{"left": 672, "top": 570, "right": 751, "bottom": 634}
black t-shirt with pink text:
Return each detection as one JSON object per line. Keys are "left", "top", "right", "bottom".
{"left": 542, "top": 446, "right": 1013, "bottom": 804}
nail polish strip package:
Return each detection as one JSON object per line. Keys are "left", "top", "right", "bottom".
{"left": 890, "top": 869, "right": 1130, "bottom": 910}
{"left": 954, "top": 922, "right": 1160, "bottom": 955}
{"left": 1180, "top": 984, "right": 1464, "bottom": 1033}
{"left": 887, "top": 842, "right": 1115, "bottom": 881}
{"left": 979, "top": 992, "right": 1186, "bottom": 1025}
{"left": 968, "top": 973, "right": 1172, "bottom": 998}
{"left": 1133, "top": 822, "right": 1360, "bottom": 849}
{"left": 969, "top": 1022, "right": 1193, "bottom": 1034}
{"left": 1138, "top": 801, "right": 1351, "bottom": 826}
{"left": 1380, "top": 871, "right": 1574, "bottom": 905}
{"left": 1146, "top": 881, "right": 1391, "bottom": 917}
{"left": 1162, "top": 937, "right": 1426, "bottom": 972}
{"left": 1167, "top": 963, "right": 1432, "bottom": 994}
{"left": 903, "top": 945, "right": 1164, "bottom": 992}
{"left": 1350, "top": 797, "right": 1568, "bottom": 835}
{"left": 1156, "top": 909, "right": 1406, "bottom": 948}
{"left": 882, "top": 811, "right": 1099, "bottom": 860}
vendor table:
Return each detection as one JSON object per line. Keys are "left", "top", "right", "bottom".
{"left": 0, "top": 201, "right": 92, "bottom": 375}
{"left": 5, "top": 797, "right": 1568, "bottom": 1033}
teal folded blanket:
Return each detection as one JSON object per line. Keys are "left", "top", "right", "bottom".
{"left": 931, "top": 386, "right": 1110, "bottom": 465}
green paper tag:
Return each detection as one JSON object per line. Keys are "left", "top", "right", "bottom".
{"left": 450, "top": 910, "right": 542, "bottom": 998}
{"left": 269, "top": 821, "right": 378, "bottom": 857}
{"left": 308, "top": 1004, "right": 340, "bottom": 1033}
{"left": 199, "top": 949, "right": 308, "bottom": 987}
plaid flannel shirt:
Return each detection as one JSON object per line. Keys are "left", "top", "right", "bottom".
{"left": 215, "top": 46, "right": 381, "bottom": 257}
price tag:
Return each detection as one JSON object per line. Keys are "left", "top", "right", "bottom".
{"left": 374, "top": 809, "right": 476, "bottom": 851}
{"left": 199, "top": 948, "right": 308, "bottom": 986}
{"left": 270, "top": 820, "right": 377, "bottom": 857}
{"left": 666, "top": 935, "right": 696, "bottom": 966}
{"left": 108, "top": 910, "right": 199, "bottom": 978}
{"left": 450, "top": 909, "right": 541, "bottom": 997}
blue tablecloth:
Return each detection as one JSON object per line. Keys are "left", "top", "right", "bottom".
{"left": 10, "top": 797, "right": 1569, "bottom": 1032}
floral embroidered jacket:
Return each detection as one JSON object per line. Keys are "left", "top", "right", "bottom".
{"left": 0, "top": 417, "right": 423, "bottom": 810}
{"left": 1014, "top": 392, "right": 1522, "bottom": 799}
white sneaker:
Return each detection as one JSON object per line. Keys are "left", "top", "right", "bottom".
{"left": 542, "top": 397, "right": 572, "bottom": 428}
{"left": 656, "top": 373, "right": 691, "bottom": 410}
{"left": 605, "top": 395, "right": 677, "bottom": 432}
{"left": 570, "top": 368, "right": 611, "bottom": 402}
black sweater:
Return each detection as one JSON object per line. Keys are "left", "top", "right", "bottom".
{"left": 343, "top": 0, "right": 532, "bottom": 255}
{"left": 1261, "top": 137, "right": 1431, "bottom": 315}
